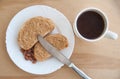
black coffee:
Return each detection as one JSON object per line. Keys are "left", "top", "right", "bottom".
{"left": 77, "top": 11, "right": 105, "bottom": 39}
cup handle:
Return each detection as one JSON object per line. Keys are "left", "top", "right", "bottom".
{"left": 105, "top": 30, "right": 118, "bottom": 40}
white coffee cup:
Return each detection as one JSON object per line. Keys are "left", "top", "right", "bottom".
{"left": 73, "top": 7, "right": 118, "bottom": 42}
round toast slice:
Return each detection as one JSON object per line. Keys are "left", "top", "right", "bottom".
{"left": 18, "top": 16, "right": 55, "bottom": 50}
{"left": 34, "top": 34, "right": 68, "bottom": 61}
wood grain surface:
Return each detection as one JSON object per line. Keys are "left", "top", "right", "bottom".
{"left": 0, "top": 0, "right": 120, "bottom": 79}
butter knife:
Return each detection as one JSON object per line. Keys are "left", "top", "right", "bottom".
{"left": 38, "top": 35, "right": 92, "bottom": 79}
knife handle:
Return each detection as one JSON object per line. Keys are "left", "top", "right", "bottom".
{"left": 69, "top": 63, "right": 92, "bottom": 79}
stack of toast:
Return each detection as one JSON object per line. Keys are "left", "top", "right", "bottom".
{"left": 18, "top": 16, "right": 68, "bottom": 63}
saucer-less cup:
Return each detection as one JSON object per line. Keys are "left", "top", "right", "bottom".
{"left": 73, "top": 7, "right": 118, "bottom": 42}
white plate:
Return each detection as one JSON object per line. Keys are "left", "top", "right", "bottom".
{"left": 6, "top": 5, "right": 74, "bottom": 75}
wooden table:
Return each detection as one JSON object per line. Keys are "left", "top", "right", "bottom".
{"left": 0, "top": 0, "right": 120, "bottom": 79}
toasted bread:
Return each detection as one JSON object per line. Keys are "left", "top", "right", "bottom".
{"left": 34, "top": 34, "right": 68, "bottom": 61}
{"left": 18, "top": 16, "right": 55, "bottom": 50}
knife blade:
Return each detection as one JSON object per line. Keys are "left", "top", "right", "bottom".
{"left": 38, "top": 35, "right": 92, "bottom": 79}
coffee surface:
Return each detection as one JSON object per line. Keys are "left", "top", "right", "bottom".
{"left": 77, "top": 11, "right": 105, "bottom": 39}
